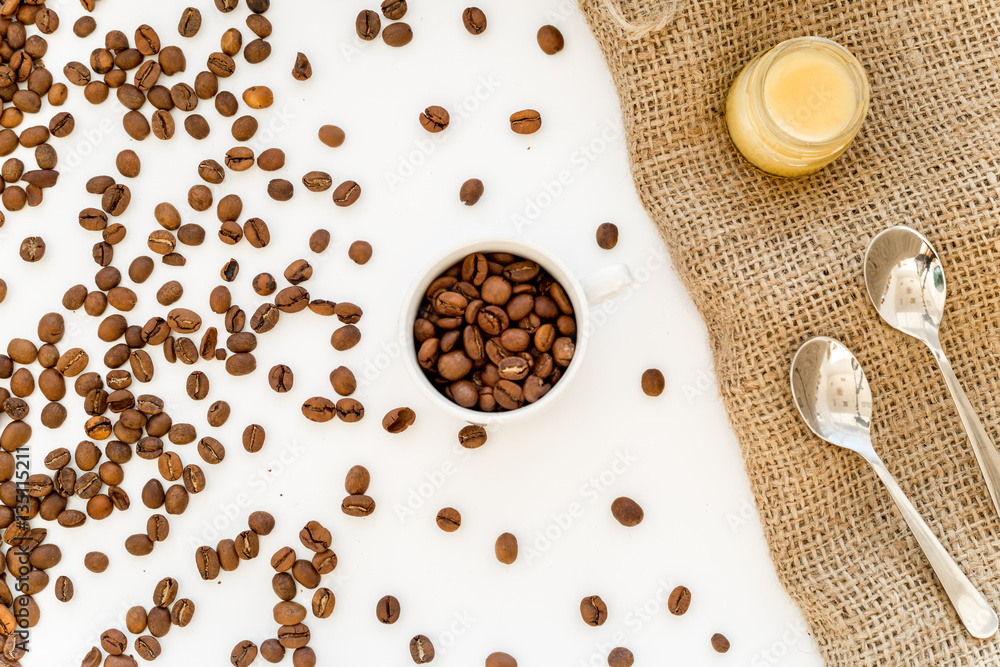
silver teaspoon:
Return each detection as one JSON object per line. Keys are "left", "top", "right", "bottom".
{"left": 864, "top": 225, "right": 1000, "bottom": 518}
{"left": 791, "top": 337, "right": 997, "bottom": 638}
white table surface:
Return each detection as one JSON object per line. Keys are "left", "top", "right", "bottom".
{"left": 6, "top": 0, "right": 820, "bottom": 665}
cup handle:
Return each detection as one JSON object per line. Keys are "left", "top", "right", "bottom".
{"left": 581, "top": 264, "right": 634, "bottom": 306}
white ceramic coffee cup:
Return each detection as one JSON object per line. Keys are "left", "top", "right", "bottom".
{"left": 400, "top": 238, "right": 634, "bottom": 425}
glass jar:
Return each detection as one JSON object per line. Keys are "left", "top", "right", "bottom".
{"left": 725, "top": 36, "right": 870, "bottom": 177}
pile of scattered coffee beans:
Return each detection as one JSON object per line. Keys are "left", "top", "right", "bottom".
{"left": 414, "top": 252, "right": 577, "bottom": 412}
{"left": 0, "top": 1, "right": 729, "bottom": 665}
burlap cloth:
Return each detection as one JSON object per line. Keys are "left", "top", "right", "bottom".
{"left": 578, "top": 0, "right": 1000, "bottom": 664}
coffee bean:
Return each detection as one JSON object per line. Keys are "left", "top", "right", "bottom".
{"left": 537, "top": 25, "right": 565, "bottom": 54}
{"left": 150, "top": 109, "right": 175, "bottom": 139}
{"left": 244, "top": 38, "right": 272, "bottom": 63}
{"left": 135, "top": 24, "right": 160, "bottom": 56}
{"left": 356, "top": 10, "right": 381, "bottom": 40}
{"left": 306, "top": 230, "right": 331, "bottom": 255}
{"left": 383, "top": 22, "right": 413, "bottom": 47}
{"left": 217, "top": 28, "right": 243, "bottom": 58}
{"left": 101, "top": 629, "right": 128, "bottom": 656}
{"left": 667, "top": 586, "right": 691, "bottom": 615}
{"left": 75, "top": 15, "right": 97, "bottom": 37}
{"left": 639, "top": 369, "right": 666, "bottom": 397}
{"left": 268, "top": 364, "right": 293, "bottom": 393}
{"left": 348, "top": 240, "right": 372, "bottom": 264}
{"left": 195, "top": 545, "right": 220, "bottom": 580}
{"left": 207, "top": 400, "right": 230, "bottom": 427}
{"left": 185, "top": 114, "right": 210, "bottom": 139}
{"left": 333, "top": 398, "right": 362, "bottom": 423}
{"left": 462, "top": 7, "right": 487, "bottom": 34}
{"left": 510, "top": 109, "right": 542, "bottom": 134}
{"left": 334, "top": 302, "right": 363, "bottom": 324}
{"left": 216, "top": 90, "right": 239, "bottom": 117}
{"left": 232, "top": 640, "right": 257, "bottom": 667}
{"left": 135, "top": 636, "right": 161, "bottom": 661}
{"left": 611, "top": 497, "right": 643, "bottom": 527}
{"left": 291, "top": 560, "right": 320, "bottom": 590}
{"left": 147, "top": 514, "right": 169, "bottom": 542}
{"left": 102, "top": 183, "right": 131, "bottom": 216}
{"left": 54, "top": 575, "right": 74, "bottom": 602}
{"left": 239, "top": 425, "right": 265, "bottom": 454}
{"left": 341, "top": 494, "right": 375, "bottom": 517}
{"left": 409, "top": 635, "right": 434, "bottom": 664}
{"left": 250, "top": 303, "right": 279, "bottom": 334}
{"left": 277, "top": 623, "right": 310, "bottom": 650}
{"left": 326, "top": 367, "right": 357, "bottom": 398}
{"left": 49, "top": 83, "right": 69, "bottom": 106}
{"left": 306, "top": 588, "right": 337, "bottom": 624}
{"left": 325, "top": 180, "right": 360, "bottom": 208}
{"left": 171, "top": 598, "right": 195, "bottom": 627}
{"left": 243, "top": 85, "right": 273, "bottom": 109}
{"left": 213, "top": 539, "right": 238, "bottom": 572}
{"left": 419, "top": 106, "right": 449, "bottom": 133}
{"left": 245, "top": 510, "right": 274, "bottom": 537}
{"left": 273, "top": 601, "right": 306, "bottom": 626}
{"left": 457, "top": 424, "right": 487, "bottom": 449}
{"left": 244, "top": 217, "right": 271, "bottom": 248}
{"left": 485, "top": 653, "right": 517, "bottom": 667}
{"left": 292, "top": 52, "right": 312, "bottom": 81}
{"left": 260, "top": 639, "right": 285, "bottom": 663}
{"left": 381, "top": 407, "right": 415, "bottom": 434}
{"left": 251, "top": 273, "right": 275, "bottom": 296}
{"left": 151, "top": 577, "right": 178, "bottom": 608}
{"left": 28, "top": 543, "right": 61, "bottom": 570}
{"left": 368, "top": 594, "right": 400, "bottom": 627}
{"left": 82, "top": 551, "right": 110, "bottom": 575}
{"left": 318, "top": 124, "right": 345, "bottom": 147}
{"left": 460, "top": 178, "right": 484, "bottom": 205}
{"left": 436, "top": 507, "right": 461, "bottom": 532}
{"left": 299, "top": 520, "right": 331, "bottom": 552}
{"left": 124, "top": 607, "right": 148, "bottom": 635}
{"left": 596, "top": 222, "right": 619, "bottom": 249}
{"left": 330, "top": 325, "right": 360, "bottom": 351}
{"left": 142, "top": 605, "right": 170, "bottom": 638}
{"left": 608, "top": 647, "right": 634, "bottom": 667}
{"left": 381, "top": 0, "right": 407, "bottom": 19}
{"left": 268, "top": 178, "right": 294, "bottom": 201}
{"left": 270, "top": 546, "right": 296, "bottom": 573}
{"left": 234, "top": 531, "right": 258, "bottom": 560}
{"left": 125, "top": 533, "right": 154, "bottom": 556}
{"left": 18, "top": 236, "right": 44, "bottom": 261}
{"left": 302, "top": 170, "right": 331, "bottom": 193}
{"left": 81, "top": 647, "right": 102, "bottom": 667}
{"left": 711, "top": 633, "right": 730, "bottom": 653}
{"left": 257, "top": 147, "right": 284, "bottom": 170}
{"left": 177, "top": 7, "right": 202, "bottom": 36}
{"left": 495, "top": 532, "right": 517, "bottom": 564}
{"left": 580, "top": 595, "right": 608, "bottom": 626}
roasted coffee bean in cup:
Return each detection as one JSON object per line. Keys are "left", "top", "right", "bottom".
{"left": 414, "top": 252, "right": 576, "bottom": 412}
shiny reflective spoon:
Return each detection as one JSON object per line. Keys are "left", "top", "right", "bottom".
{"left": 791, "top": 337, "right": 998, "bottom": 638}
{"left": 864, "top": 225, "right": 1000, "bottom": 519}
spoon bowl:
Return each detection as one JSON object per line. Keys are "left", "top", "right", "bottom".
{"left": 791, "top": 336, "right": 997, "bottom": 638}
{"left": 791, "top": 336, "right": 874, "bottom": 456}
{"left": 864, "top": 225, "right": 946, "bottom": 344}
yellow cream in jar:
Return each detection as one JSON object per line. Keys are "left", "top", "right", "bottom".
{"left": 725, "top": 37, "right": 870, "bottom": 177}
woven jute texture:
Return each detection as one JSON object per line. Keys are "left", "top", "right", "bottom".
{"left": 579, "top": 0, "right": 1000, "bottom": 664}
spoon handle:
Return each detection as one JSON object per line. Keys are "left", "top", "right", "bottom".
{"left": 868, "top": 458, "right": 998, "bottom": 638}
{"left": 930, "top": 346, "right": 1000, "bottom": 518}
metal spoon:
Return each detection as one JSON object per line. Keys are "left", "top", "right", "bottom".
{"left": 864, "top": 225, "right": 1000, "bottom": 518}
{"left": 791, "top": 337, "right": 997, "bottom": 638}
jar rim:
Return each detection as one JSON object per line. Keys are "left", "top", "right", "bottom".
{"left": 749, "top": 36, "right": 870, "bottom": 153}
